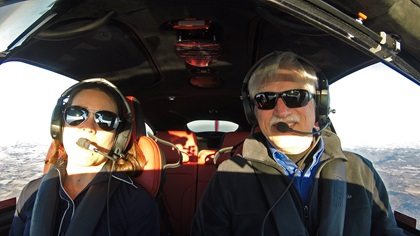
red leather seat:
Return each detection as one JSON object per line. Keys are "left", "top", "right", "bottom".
{"left": 196, "top": 149, "right": 216, "bottom": 202}
{"left": 196, "top": 131, "right": 250, "bottom": 204}
{"left": 126, "top": 96, "right": 165, "bottom": 197}
{"left": 155, "top": 130, "right": 198, "bottom": 236}
{"left": 213, "top": 131, "right": 250, "bottom": 165}
{"left": 132, "top": 135, "right": 164, "bottom": 197}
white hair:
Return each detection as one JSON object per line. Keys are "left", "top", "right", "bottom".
{"left": 248, "top": 51, "right": 318, "bottom": 99}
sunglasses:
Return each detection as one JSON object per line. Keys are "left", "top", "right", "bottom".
{"left": 254, "top": 89, "right": 314, "bottom": 110}
{"left": 64, "top": 105, "right": 121, "bottom": 131}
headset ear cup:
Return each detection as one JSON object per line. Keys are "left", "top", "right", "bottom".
{"left": 112, "top": 113, "right": 132, "bottom": 157}
{"left": 50, "top": 82, "right": 76, "bottom": 142}
{"left": 315, "top": 77, "right": 330, "bottom": 127}
{"left": 242, "top": 84, "right": 258, "bottom": 126}
{"left": 50, "top": 103, "right": 63, "bottom": 141}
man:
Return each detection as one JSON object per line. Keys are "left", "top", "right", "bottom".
{"left": 191, "top": 51, "right": 404, "bottom": 235}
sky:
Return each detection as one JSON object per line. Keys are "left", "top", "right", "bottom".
{"left": 1, "top": 0, "right": 419, "bottom": 149}
{"left": 0, "top": 61, "right": 419, "bottom": 149}
{"left": 329, "top": 63, "right": 420, "bottom": 148}
{"left": 0, "top": 62, "right": 76, "bottom": 144}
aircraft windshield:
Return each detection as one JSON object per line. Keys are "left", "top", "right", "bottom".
{"left": 0, "top": 0, "right": 55, "bottom": 52}
{"left": 330, "top": 63, "right": 420, "bottom": 229}
{"left": 0, "top": 61, "right": 419, "bottom": 231}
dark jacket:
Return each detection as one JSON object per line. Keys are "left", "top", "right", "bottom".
{"left": 9, "top": 164, "right": 159, "bottom": 236}
{"left": 191, "top": 129, "right": 404, "bottom": 236}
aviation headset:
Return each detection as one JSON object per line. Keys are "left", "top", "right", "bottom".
{"left": 241, "top": 51, "right": 330, "bottom": 128}
{"left": 50, "top": 78, "right": 133, "bottom": 159}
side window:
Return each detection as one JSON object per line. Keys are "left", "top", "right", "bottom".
{"left": 0, "top": 61, "right": 77, "bottom": 201}
{"left": 329, "top": 63, "right": 420, "bottom": 229}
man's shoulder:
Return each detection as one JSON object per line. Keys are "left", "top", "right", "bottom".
{"left": 341, "top": 150, "right": 376, "bottom": 174}
{"left": 218, "top": 154, "right": 248, "bottom": 170}
{"left": 342, "top": 151, "right": 372, "bottom": 164}
{"left": 217, "top": 154, "right": 264, "bottom": 176}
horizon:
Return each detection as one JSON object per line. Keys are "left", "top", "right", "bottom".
{"left": 0, "top": 60, "right": 419, "bottom": 230}
{"left": 0, "top": 61, "right": 419, "bottom": 148}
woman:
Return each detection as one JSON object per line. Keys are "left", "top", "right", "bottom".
{"left": 10, "top": 78, "right": 159, "bottom": 236}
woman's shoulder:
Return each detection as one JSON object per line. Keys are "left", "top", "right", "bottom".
{"left": 20, "top": 177, "right": 43, "bottom": 197}
{"left": 16, "top": 176, "right": 44, "bottom": 210}
{"left": 113, "top": 175, "right": 156, "bottom": 203}
{"left": 111, "top": 177, "right": 159, "bottom": 217}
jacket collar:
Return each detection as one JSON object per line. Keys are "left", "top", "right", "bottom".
{"left": 318, "top": 128, "right": 348, "bottom": 162}
{"left": 242, "top": 128, "right": 348, "bottom": 169}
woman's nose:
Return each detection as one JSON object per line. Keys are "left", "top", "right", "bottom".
{"left": 80, "top": 114, "right": 97, "bottom": 133}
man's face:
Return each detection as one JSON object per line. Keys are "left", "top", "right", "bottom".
{"left": 255, "top": 81, "right": 316, "bottom": 154}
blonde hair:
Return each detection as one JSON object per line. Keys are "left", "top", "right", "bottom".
{"left": 248, "top": 51, "right": 318, "bottom": 99}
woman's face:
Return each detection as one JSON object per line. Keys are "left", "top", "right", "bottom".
{"left": 62, "top": 89, "right": 118, "bottom": 167}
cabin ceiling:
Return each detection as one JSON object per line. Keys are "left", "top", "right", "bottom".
{"left": 2, "top": 0, "right": 419, "bottom": 131}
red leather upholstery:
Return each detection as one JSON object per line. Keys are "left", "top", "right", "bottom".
{"left": 196, "top": 131, "right": 250, "bottom": 204}
{"left": 156, "top": 130, "right": 198, "bottom": 163}
{"left": 196, "top": 149, "right": 216, "bottom": 202}
{"left": 155, "top": 130, "right": 198, "bottom": 236}
{"left": 132, "top": 136, "right": 164, "bottom": 197}
{"left": 122, "top": 96, "right": 165, "bottom": 197}
{"left": 197, "top": 149, "right": 216, "bottom": 165}
{"left": 214, "top": 131, "right": 249, "bottom": 165}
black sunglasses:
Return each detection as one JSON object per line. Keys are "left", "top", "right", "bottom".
{"left": 64, "top": 105, "right": 121, "bottom": 131}
{"left": 254, "top": 89, "right": 314, "bottom": 110}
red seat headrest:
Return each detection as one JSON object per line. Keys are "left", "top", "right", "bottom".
{"left": 132, "top": 136, "right": 164, "bottom": 197}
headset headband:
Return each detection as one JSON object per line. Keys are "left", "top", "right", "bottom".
{"left": 241, "top": 51, "right": 330, "bottom": 127}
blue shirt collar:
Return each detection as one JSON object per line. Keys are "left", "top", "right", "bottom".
{"left": 267, "top": 135, "right": 325, "bottom": 204}
{"left": 267, "top": 135, "right": 325, "bottom": 176}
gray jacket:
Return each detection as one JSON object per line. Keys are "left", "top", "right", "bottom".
{"left": 192, "top": 129, "right": 404, "bottom": 236}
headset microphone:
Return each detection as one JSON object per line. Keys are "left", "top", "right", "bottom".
{"left": 76, "top": 138, "right": 118, "bottom": 162}
{"left": 276, "top": 121, "right": 331, "bottom": 135}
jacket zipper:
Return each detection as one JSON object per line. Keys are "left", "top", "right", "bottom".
{"left": 249, "top": 157, "right": 314, "bottom": 230}
{"left": 303, "top": 205, "right": 310, "bottom": 226}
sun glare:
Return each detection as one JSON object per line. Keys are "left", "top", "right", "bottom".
{"left": 330, "top": 63, "right": 420, "bottom": 148}
{"left": 0, "top": 61, "right": 77, "bottom": 144}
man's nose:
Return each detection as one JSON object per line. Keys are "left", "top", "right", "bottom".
{"left": 273, "top": 98, "right": 292, "bottom": 117}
